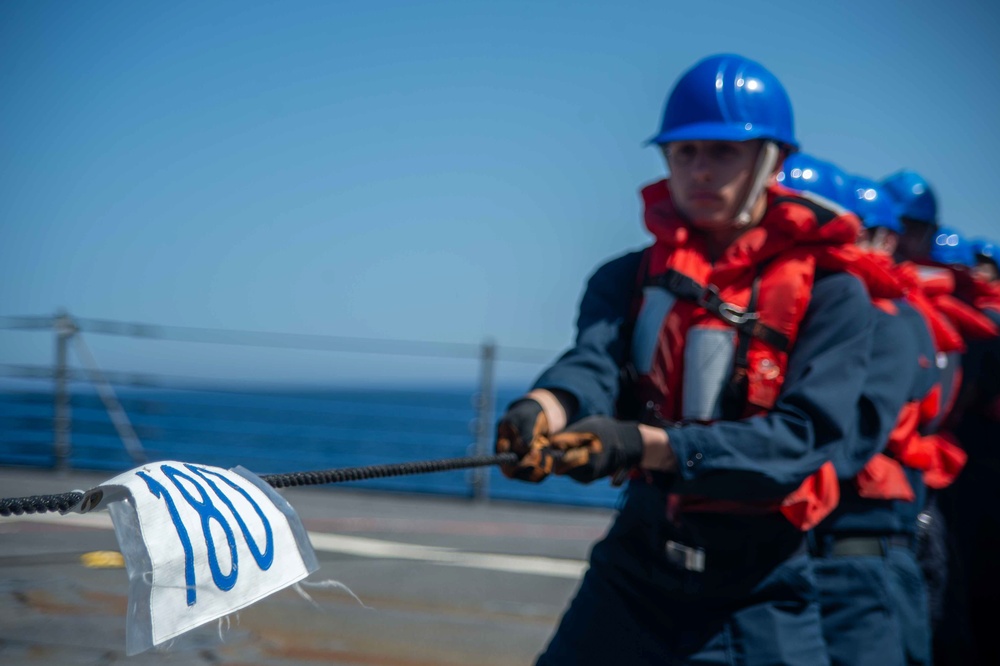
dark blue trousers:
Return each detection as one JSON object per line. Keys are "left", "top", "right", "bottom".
{"left": 537, "top": 482, "right": 828, "bottom": 666}
{"left": 934, "top": 413, "right": 1000, "bottom": 665}
{"left": 886, "top": 545, "right": 932, "bottom": 665}
{"left": 811, "top": 535, "right": 930, "bottom": 666}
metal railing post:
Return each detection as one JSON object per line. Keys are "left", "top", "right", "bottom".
{"left": 472, "top": 340, "right": 496, "bottom": 501}
{"left": 53, "top": 311, "right": 76, "bottom": 472}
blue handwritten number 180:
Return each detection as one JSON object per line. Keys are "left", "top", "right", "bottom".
{"left": 138, "top": 464, "right": 275, "bottom": 606}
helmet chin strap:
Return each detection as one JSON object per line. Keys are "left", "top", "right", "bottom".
{"left": 734, "top": 141, "right": 780, "bottom": 228}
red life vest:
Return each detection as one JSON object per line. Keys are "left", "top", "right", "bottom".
{"left": 956, "top": 275, "right": 1000, "bottom": 423}
{"left": 913, "top": 264, "right": 999, "bottom": 342}
{"left": 781, "top": 248, "right": 972, "bottom": 501}
{"left": 969, "top": 277, "right": 1000, "bottom": 314}
{"left": 630, "top": 181, "right": 861, "bottom": 531}
{"left": 788, "top": 253, "right": 982, "bottom": 499}
{"left": 894, "top": 263, "right": 966, "bottom": 354}
{"left": 857, "top": 260, "right": 980, "bottom": 492}
{"left": 803, "top": 248, "right": 921, "bottom": 502}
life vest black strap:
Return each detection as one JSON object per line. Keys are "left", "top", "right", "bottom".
{"left": 615, "top": 248, "right": 652, "bottom": 420}
{"left": 720, "top": 272, "right": 763, "bottom": 419}
{"left": 649, "top": 269, "right": 790, "bottom": 352}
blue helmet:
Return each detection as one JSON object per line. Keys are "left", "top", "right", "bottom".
{"left": 929, "top": 226, "right": 974, "bottom": 267}
{"left": 972, "top": 238, "right": 998, "bottom": 265}
{"left": 880, "top": 170, "right": 938, "bottom": 226}
{"left": 648, "top": 54, "right": 797, "bottom": 148}
{"left": 848, "top": 176, "right": 902, "bottom": 234}
{"left": 776, "top": 153, "right": 850, "bottom": 207}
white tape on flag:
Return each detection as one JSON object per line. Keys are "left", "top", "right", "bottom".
{"left": 80, "top": 462, "right": 318, "bottom": 655}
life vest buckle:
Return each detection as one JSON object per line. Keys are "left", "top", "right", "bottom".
{"left": 718, "top": 301, "right": 760, "bottom": 326}
{"left": 698, "top": 284, "right": 760, "bottom": 326}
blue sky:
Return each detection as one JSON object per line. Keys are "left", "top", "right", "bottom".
{"left": 2, "top": 0, "right": 998, "bottom": 385}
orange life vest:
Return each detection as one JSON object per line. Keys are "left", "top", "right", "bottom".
{"left": 914, "top": 264, "right": 999, "bottom": 342}
{"left": 969, "top": 277, "right": 1000, "bottom": 314}
{"left": 803, "top": 248, "right": 922, "bottom": 502}
{"left": 861, "top": 260, "right": 982, "bottom": 491}
{"left": 630, "top": 181, "right": 862, "bottom": 531}
{"left": 952, "top": 274, "right": 1000, "bottom": 423}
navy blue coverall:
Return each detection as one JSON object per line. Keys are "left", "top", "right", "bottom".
{"left": 529, "top": 250, "right": 880, "bottom": 666}
{"left": 936, "top": 307, "right": 1000, "bottom": 665}
{"left": 810, "top": 300, "right": 939, "bottom": 666}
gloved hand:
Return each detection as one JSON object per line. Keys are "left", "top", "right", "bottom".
{"left": 495, "top": 399, "right": 553, "bottom": 482}
{"left": 548, "top": 416, "right": 644, "bottom": 484}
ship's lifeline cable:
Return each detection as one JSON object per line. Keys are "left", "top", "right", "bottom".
{"left": 0, "top": 452, "right": 520, "bottom": 517}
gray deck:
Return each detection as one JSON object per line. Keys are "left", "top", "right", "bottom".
{"left": 0, "top": 467, "right": 616, "bottom": 665}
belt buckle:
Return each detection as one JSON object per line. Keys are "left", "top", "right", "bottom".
{"left": 665, "top": 540, "right": 706, "bottom": 572}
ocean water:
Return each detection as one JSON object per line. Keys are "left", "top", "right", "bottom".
{"left": 0, "top": 384, "right": 624, "bottom": 508}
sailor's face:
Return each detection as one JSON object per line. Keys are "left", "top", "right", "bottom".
{"left": 859, "top": 227, "right": 900, "bottom": 257}
{"left": 898, "top": 218, "right": 936, "bottom": 261}
{"left": 665, "top": 140, "right": 762, "bottom": 229}
{"left": 974, "top": 259, "right": 999, "bottom": 283}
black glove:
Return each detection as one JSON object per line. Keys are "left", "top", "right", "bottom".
{"left": 548, "top": 416, "right": 643, "bottom": 483}
{"left": 495, "top": 399, "right": 553, "bottom": 483}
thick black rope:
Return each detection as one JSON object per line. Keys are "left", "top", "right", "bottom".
{"left": 0, "top": 452, "right": 520, "bottom": 517}
{"left": 261, "top": 452, "right": 518, "bottom": 488}
{"left": 0, "top": 491, "right": 85, "bottom": 516}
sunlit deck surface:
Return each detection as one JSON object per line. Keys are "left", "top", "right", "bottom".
{"left": 0, "top": 466, "right": 614, "bottom": 665}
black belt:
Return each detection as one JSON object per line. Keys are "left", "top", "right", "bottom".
{"left": 810, "top": 534, "right": 913, "bottom": 558}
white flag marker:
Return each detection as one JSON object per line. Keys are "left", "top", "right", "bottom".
{"left": 78, "top": 462, "right": 318, "bottom": 655}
